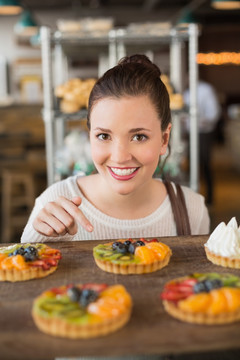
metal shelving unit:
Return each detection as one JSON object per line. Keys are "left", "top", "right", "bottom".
{"left": 40, "top": 24, "right": 199, "bottom": 191}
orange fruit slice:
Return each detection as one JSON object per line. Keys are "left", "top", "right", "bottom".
{"left": 1, "top": 256, "right": 15, "bottom": 270}
{"left": 178, "top": 293, "right": 211, "bottom": 313}
{"left": 0, "top": 253, "right": 7, "bottom": 265}
{"left": 220, "top": 288, "right": 240, "bottom": 312}
{"left": 145, "top": 242, "right": 170, "bottom": 260}
{"left": 11, "top": 255, "right": 29, "bottom": 270}
{"left": 88, "top": 285, "right": 132, "bottom": 319}
{"left": 135, "top": 245, "right": 159, "bottom": 264}
{"left": 1, "top": 255, "right": 28, "bottom": 270}
{"left": 207, "top": 289, "right": 228, "bottom": 315}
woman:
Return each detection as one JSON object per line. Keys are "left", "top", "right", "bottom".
{"left": 21, "top": 54, "right": 209, "bottom": 243}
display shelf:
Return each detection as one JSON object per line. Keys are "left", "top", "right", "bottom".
{"left": 53, "top": 108, "right": 88, "bottom": 121}
{"left": 40, "top": 24, "right": 199, "bottom": 190}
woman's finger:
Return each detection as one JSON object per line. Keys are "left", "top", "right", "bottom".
{"left": 33, "top": 216, "right": 59, "bottom": 237}
{"left": 56, "top": 197, "right": 94, "bottom": 232}
{"left": 44, "top": 201, "right": 78, "bottom": 235}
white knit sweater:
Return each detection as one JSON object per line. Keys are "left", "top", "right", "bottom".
{"left": 21, "top": 176, "right": 210, "bottom": 243}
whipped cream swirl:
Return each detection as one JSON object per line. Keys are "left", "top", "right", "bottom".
{"left": 205, "top": 217, "right": 240, "bottom": 258}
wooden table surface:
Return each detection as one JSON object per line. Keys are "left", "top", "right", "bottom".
{"left": 1, "top": 236, "right": 240, "bottom": 360}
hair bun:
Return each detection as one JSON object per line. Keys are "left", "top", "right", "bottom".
{"left": 118, "top": 54, "right": 161, "bottom": 77}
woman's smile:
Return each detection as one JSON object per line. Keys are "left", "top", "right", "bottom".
{"left": 108, "top": 166, "right": 139, "bottom": 180}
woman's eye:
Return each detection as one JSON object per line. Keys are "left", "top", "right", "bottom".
{"left": 97, "top": 133, "right": 110, "bottom": 141}
{"left": 132, "top": 134, "right": 147, "bottom": 142}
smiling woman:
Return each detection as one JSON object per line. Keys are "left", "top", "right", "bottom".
{"left": 88, "top": 95, "right": 170, "bottom": 202}
{"left": 21, "top": 54, "right": 210, "bottom": 243}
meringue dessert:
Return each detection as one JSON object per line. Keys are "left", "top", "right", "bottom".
{"left": 204, "top": 217, "right": 240, "bottom": 268}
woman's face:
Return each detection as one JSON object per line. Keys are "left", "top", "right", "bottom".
{"left": 89, "top": 95, "right": 171, "bottom": 196}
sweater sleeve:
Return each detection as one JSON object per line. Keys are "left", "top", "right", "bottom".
{"left": 21, "top": 177, "right": 79, "bottom": 243}
{"left": 21, "top": 196, "right": 74, "bottom": 243}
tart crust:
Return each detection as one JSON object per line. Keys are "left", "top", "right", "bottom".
{"left": 162, "top": 299, "right": 240, "bottom": 325}
{"left": 94, "top": 250, "right": 171, "bottom": 275}
{"left": 205, "top": 246, "right": 240, "bottom": 269}
{"left": 0, "top": 265, "right": 57, "bottom": 282}
{"left": 32, "top": 306, "right": 131, "bottom": 339}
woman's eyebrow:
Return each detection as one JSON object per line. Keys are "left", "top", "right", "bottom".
{"left": 93, "top": 127, "right": 151, "bottom": 133}
{"left": 129, "top": 128, "right": 151, "bottom": 133}
{"left": 93, "top": 127, "right": 112, "bottom": 132}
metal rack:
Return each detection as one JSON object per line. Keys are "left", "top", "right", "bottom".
{"left": 40, "top": 24, "right": 199, "bottom": 191}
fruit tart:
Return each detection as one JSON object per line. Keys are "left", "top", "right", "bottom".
{"left": 32, "top": 283, "right": 132, "bottom": 339}
{"left": 93, "top": 238, "right": 172, "bottom": 275}
{"left": 161, "top": 273, "right": 240, "bottom": 325}
{"left": 0, "top": 243, "right": 61, "bottom": 282}
{"left": 204, "top": 217, "right": 240, "bottom": 269}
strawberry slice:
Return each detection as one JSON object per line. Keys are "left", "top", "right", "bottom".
{"left": 144, "top": 238, "right": 158, "bottom": 243}
{"left": 161, "top": 278, "right": 197, "bottom": 302}
{"left": 30, "top": 259, "right": 50, "bottom": 270}
{"left": 165, "top": 280, "right": 197, "bottom": 292}
{"left": 161, "top": 289, "right": 193, "bottom": 301}
{"left": 50, "top": 284, "right": 73, "bottom": 295}
{"left": 30, "top": 257, "right": 58, "bottom": 270}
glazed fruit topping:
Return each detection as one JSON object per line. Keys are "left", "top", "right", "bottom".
{"left": 9, "top": 245, "right": 39, "bottom": 262}
{"left": 161, "top": 273, "right": 240, "bottom": 304}
{"left": 67, "top": 286, "right": 99, "bottom": 307}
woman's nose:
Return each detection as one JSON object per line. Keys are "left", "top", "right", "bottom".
{"left": 110, "top": 141, "right": 132, "bottom": 163}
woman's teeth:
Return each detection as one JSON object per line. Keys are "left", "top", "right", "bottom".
{"left": 110, "top": 167, "right": 137, "bottom": 176}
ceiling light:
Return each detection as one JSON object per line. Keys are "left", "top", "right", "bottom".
{"left": 0, "top": 0, "right": 22, "bottom": 15}
{"left": 211, "top": 0, "right": 240, "bottom": 9}
{"left": 14, "top": 10, "right": 38, "bottom": 36}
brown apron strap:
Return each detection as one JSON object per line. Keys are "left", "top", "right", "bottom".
{"left": 164, "top": 181, "right": 184, "bottom": 236}
{"left": 175, "top": 183, "right": 191, "bottom": 236}
{"left": 164, "top": 180, "right": 191, "bottom": 236}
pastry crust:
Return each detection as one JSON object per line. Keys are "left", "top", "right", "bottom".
{"left": 0, "top": 243, "right": 61, "bottom": 282}
{"left": 161, "top": 273, "right": 240, "bottom": 325}
{"left": 0, "top": 265, "right": 57, "bottom": 282}
{"left": 205, "top": 246, "right": 240, "bottom": 269}
{"left": 163, "top": 299, "right": 240, "bottom": 325}
{"left": 94, "top": 250, "right": 171, "bottom": 275}
{"left": 32, "top": 306, "right": 131, "bottom": 339}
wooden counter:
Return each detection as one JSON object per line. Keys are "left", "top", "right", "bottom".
{"left": 1, "top": 236, "right": 240, "bottom": 360}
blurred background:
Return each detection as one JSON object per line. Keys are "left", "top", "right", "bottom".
{"left": 0, "top": 0, "right": 240, "bottom": 242}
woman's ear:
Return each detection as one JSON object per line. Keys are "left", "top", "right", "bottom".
{"left": 160, "top": 123, "right": 172, "bottom": 155}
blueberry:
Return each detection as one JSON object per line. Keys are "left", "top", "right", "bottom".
{"left": 193, "top": 281, "right": 208, "bottom": 294}
{"left": 25, "top": 246, "right": 38, "bottom": 256}
{"left": 112, "top": 242, "right": 128, "bottom": 254}
{"left": 112, "top": 242, "right": 122, "bottom": 251}
{"left": 136, "top": 240, "right": 145, "bottom": 247}
{"left": 128, "top": 242, "right": 137, "bottom": 254}
{"left": 79, "top": 289, "right": 98, "bottom": 307}
{"left": 24, "top": 252, "right": 38, "bottom": 262}
{"left": 204, "top": 279, "right": 223, "bottom": 291}
{"left": 118, "top": 243, "right": 128, "bottom": 254}
{"left": 13, "top": 246, "right": 25, "bottom": 256}
{"left": 67, "top": 287, "right": 82, "bottom": 302}
{"left": 124, "top": 240, "right": 132, "bottom": 247}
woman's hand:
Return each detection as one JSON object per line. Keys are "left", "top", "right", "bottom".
{"left": 33, "top": 196, "right": 93, "bottom": 237}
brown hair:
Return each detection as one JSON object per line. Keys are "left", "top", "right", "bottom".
{"left": 87, "top": 54, "right": 171, "bottom": 131}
